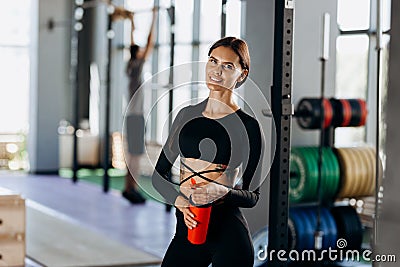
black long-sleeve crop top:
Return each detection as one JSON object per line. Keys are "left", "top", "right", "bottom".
{"left": 151, "top": 98, "right": 264, "bottom": 208}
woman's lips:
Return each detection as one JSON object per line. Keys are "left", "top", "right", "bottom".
{"left": 209, "top": 76, "right": 222, "bottom": 83}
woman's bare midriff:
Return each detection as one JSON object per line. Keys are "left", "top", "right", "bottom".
{"left": 179, "top": 157, "right": 239, "bottom": 190}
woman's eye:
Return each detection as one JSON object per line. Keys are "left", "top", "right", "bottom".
{"left": 222, "top": 64, "right": 234, "bottom": 70}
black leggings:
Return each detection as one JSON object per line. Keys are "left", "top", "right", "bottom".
{"left": 161, "top": 209, "right": 254, "bottom": 267}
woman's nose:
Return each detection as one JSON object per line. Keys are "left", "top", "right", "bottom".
{"left": 213, "top": 65, "right": 222, "bottom": 75}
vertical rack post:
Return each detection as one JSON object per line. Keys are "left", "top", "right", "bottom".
{"left": 167, "top": 0, "right": 175, "bottom": 131}
{"left": 71, "top": 1, "right": 82, "bottom": 183}
{"left": 315, "top": 12, "right": 331, "bottom": 250}
{"left": 221, "top": 0, "right": 227, "bottom": 37}
{"left": 268, "top": 0, "right": 294, "bottom": 266}
{"left": 165, "top": 0, "right": 175, "bottom": 212}
{"left": 103, "top": 11, "right": 113, "bottom": 193}
{"left": 373, "top": 0, "right": 383, "bottom": 265}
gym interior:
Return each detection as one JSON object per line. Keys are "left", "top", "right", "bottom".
{"left": 0, "top": 0, "right": 399, "bottom": 266}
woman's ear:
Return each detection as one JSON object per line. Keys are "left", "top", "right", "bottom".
{"left": 237, "top": 69, "right": 248, "bottom": 83}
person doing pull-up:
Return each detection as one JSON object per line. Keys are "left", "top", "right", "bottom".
{"left": 123, "top": 7, "right": 158, "bottom": 204}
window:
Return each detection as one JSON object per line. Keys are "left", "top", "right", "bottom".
{"left": 335, "top": 35, "right": 369, "bottom": 145}
{"left": 0, "top": 0, "right": 31, "bottom": 170}
{"left": 337, "top": 0, "right": 370, "bottom": 31}
{"left": 334, "top": 0, "right": 391, "bottom": 149}
{"left": 0, "top": 0, "right": 31, "bottom": 133}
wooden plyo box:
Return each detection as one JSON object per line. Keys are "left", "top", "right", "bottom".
{"left": 0, "top": 187, "right": 26, "bottom": 267}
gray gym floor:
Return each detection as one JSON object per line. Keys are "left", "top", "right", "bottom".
{"left": 0, "top": 173, "right": 174, "bottom": 267}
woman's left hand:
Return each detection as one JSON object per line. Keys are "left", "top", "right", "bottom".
{"left": 190, "top": 182, "right": 230, "bottom": 206}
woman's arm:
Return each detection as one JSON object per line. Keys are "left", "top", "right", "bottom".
{"left": 224, "top": 119, "right": 264, "bottom": 208}
{"left": 143, "top": 8, "right": 158, "bottom": 60}
{"left": 151, "top": 108, "right": 185, "bottom": 205}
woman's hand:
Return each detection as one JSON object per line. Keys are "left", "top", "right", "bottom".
{"left": 190, "top": 182, "right": 230, "bottom": 206}
{"left": 174, "top": 195, "right": 198, "bottom": 229}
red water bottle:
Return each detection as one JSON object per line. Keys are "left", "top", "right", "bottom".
{"left": 187, "top": 205, "right": 212, "bottom": 244}
{"left": 187, "top": 178, "right": 212, "bottom": 245}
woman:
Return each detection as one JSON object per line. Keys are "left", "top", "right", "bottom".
{"left": 152, "top": 37, "right": 264, "bottom": 267}
{"left": 123, "top": 8, "right": 157, "bottom": 204}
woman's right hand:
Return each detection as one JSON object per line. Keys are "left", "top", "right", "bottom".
{"left": 174, "top": 195, "right": 198, "bottom": 230}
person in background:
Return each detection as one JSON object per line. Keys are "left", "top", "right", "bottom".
{"left": 122, "top": 8, "right": 158, "bottom": 204}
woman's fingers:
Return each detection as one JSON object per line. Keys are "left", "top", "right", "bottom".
{"left": 183, "top": 208, "right": 197, "bottom": 229}
{"left": 191, "top": 190, "right": 209, "bottom": 205}
{"left": 190, "top": 181, "right": 208, "bottom": 188}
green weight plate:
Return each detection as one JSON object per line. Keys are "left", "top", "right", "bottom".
{"left": 320, "top": 147, "right": 334, "bottom": 200}
{"left": 301, "top": 147, "right": 319, "bottom": 202}
{"left": 305, "top": 147, "right": 330, "bottom": 202}
{"left": 323, "top": 147, "right": 335, "bottom": 199}
{"left": 333, "top": 148, "right": 345, "bottom": 199}
{"left": 289, "top": 150, "right": 305, "bottom": 202}
{"left": 290, "top": 147, "right": 316, "bottom": 202}
{"left": 302, "top": 147, "right": 320, "bottom": 202}
{"left": 326, "top": 147, "right": 341, "bottom": 199}
{"left": 322, "top": 147, "right": 336, "bottom": 199}
{"left": 309, "top": 147, "right": 334, "bottom": 200}
{"left": 303, "top": 147, "right": 320, "bottom": 202}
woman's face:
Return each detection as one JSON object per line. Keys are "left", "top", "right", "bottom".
{"left": 205, "top": 46, "right": 246, "bottom": 91}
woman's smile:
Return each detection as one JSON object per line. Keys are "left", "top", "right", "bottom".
{"left": 209, "top": 75, "right": 223, "bottom": 83}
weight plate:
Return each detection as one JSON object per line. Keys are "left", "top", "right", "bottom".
{"left": 322, "top": 207, "right": 338, "bottom": 249}
{"left": 321, "top": 147, "right": 337, "bottom": 200}
{"left": 360, "top": 147, "right": 375, "bottom": 196}
{"left": 301, "top": 147, "right": 319, "bottom": 202}
{"left": 304, "top": 207, "right": 330, "bottom": 249}
{"left": 365, "top": 147, "right": 377, "bottom": 196}
{"left": 252, "top": 226, "right": 269, "bottom": 267}
{"left": 358, "top": 99, "right": 368, "bottom": 126}
{"left": 331, "top": 206, "right": 363, "bottom": 250}
{"left": 340, "top": 99, "right": 352, "bottom": 127}
{"left": 290, "top": 208, "right": 312, "bottom": 250}
{"left": 322, "top": 147, "right": 336, "bottom": 200}
{"left": 289, "top": 210, "right": 303, "bottom": 250}
{"left": 297, "top": 99, "right": 321, "bottom": 129}
{"left": 336, "top": 148, "right": 354, "bottom": 198}
{"left": 347, "top": 148, "right": 363, "bottom": 197}
{"left": 288, "top": 218, "right": 297, "bottom": 250}
{"left": 303, "top": 147, "right": 322, "bottom": 202}
{"left": 297, "top": 208, "right": 316, "bottom": 250}
{"left": 323, "top": 98, "right": 333, "bottom": 129}
{"left": 290, "top": 148, "right": 313, "bottom": 202}
{"left": 311, "top": 147, "right": 335, "bottom": 201}
{"left": 348, "top": 99, "right": 363, "bottom": 126}
{"left": 309, "top": 147, "right": 330, "bottom": 202}
{"left": 354, "top": 147, "right": 372, "bottom": 196}
{"left": 327, "top": 148, "right": 341, "bottom": 199}
{"left": 303, "top": 147, "right": 318, "bottom": 201}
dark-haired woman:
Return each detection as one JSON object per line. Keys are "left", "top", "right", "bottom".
{"left": 123, "top": 8, "right": 157, "bottom": 204}
{"left": 152, "top": 37, "right": 264, "bottom": 267}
